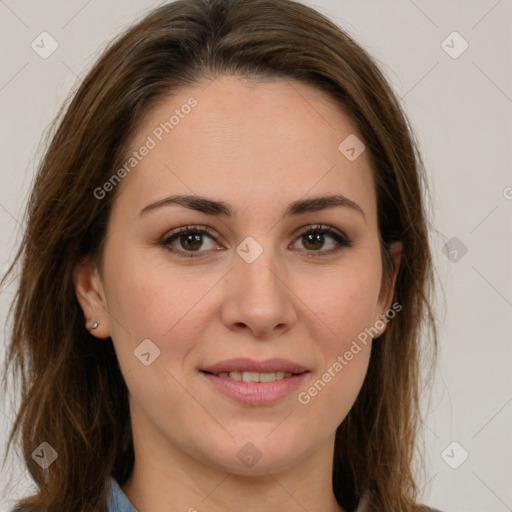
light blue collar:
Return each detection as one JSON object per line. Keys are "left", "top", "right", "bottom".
{"left": 107, "top": 477, "right": 138, "bottom": 512}
{"left": 106, "top": 475, "right": 377, "bottom": 512}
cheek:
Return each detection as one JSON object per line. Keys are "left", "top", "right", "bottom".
{"left": 103, "top": 245, "right": 216, "bottom": 342}
{"left": 290, "top": 257, "right": 380, "bottom": 420}
{"left": 297, "top": 341, "right": 371, "bottom": 437}
{"left": 293, "top": 264, "right": 379, "bottom": 427}
{"left": 297, "top": 256, "right": 382, "bottom": 348}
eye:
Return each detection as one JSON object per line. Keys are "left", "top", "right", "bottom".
{"left": 290, "top": 224, "right": 353, "bottom": 256}
{"left": 159, "top": 225, "right": 220, "bottom": 258}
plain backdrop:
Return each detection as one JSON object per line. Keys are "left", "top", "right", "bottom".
{"left": 0, "top": 1, "right": 511, "bottom": 511}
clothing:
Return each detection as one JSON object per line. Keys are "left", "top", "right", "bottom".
{"left": 106, "top": 476, "right": 442, "bottom": 512}
{"left": 106, "top": 477, "right": 371, "bottom": 512}
{"left": 107, "top": 478, "right": 137, "bottom": 512}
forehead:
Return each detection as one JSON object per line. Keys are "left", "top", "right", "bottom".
{"left": 112, "top": 75, "right": 377, "bottom": 223}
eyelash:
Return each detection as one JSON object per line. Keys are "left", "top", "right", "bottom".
{"left": 158, "top": 224, "right": 353, "bottom": 259}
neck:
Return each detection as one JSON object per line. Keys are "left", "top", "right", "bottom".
{"left": 122, "top": 426, "right": 346, "bottom": 512}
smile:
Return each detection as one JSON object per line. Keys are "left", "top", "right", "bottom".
{"left": 200, "top": 370, "right": 309, "bottom": 406}
{"left": 208, "top": 370, "right": 300, "bottom": 382}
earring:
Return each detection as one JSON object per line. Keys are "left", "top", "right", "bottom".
{"left": 89, "top": 320, "right": 100, "bottom": 330}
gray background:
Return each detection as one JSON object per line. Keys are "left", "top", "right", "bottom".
{"left": 0, "top": 1, "right": 510, "bottom": 511}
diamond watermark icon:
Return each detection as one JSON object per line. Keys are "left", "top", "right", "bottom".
{"left": 236, "top": 236, "right": 263, "bottom": 263}
{"left": 31, "top": 32, "right": 59, "bottom": 59}
{"left": 134, "top": 338, "right": 161, "bottom": 366}
{"left": 441, "top": 31, "right": 469, "bottom": 59}
{"left": 338, "top": 134, "right": 365, "bottom": 161}
{"left": 237, "top": 442, "right": 263, "bottom": 468}
{"left": 31, "top": 442, "right": 58, "bottom": 469}
{"left": 442, "top": 237, "right": 468, "bottom": 263}
{"left": 441, "top": 441, "right": 469, "bottom": 469}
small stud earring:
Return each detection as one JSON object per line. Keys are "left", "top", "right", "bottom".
{"left": 89, "top": 320, "right": 100, "bottom": 330}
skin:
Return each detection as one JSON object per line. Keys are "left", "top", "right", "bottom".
{"left": 74, "top": 75, "right": 401, "bottom": 512}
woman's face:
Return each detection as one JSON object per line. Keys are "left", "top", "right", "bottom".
{"left": 76, "top": 75, "right": 400, "bottom": 475}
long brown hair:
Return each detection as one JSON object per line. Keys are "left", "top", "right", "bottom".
{"left": 1, "top": 0, "right": 438, "bottom": 510}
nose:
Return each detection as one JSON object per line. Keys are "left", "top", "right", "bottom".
{"left": 220, "top": 243, "right": 297, "bottom": 339}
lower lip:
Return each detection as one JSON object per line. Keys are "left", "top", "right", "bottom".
{"left": 200, "top": 371, "right": 309, "bottom": 406}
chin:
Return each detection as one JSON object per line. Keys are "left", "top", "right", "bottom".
{"left": 197, "top": 432, "right": 310, "bottom": 476}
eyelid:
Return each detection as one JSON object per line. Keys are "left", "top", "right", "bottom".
{"left": 294, "top": 223, "right": 349, "bottom": 241}
{"left": 162, "top": 224, "right": 219, "bottom": 239}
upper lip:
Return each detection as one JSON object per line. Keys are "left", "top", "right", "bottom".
{"left": 200, "top": 358, "right": 309, "bottom": 375}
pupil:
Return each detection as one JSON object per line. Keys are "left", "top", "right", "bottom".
{"left": 183, "top": 233, "right": 202, "bottom": 250}
{"left": 304, "top": 233, "right": 323, "bottom": 250}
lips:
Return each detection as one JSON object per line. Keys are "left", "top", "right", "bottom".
{"left": 200, "top": 357, "right": 309, "bottom": 375}
{"left": 199, "top": 358, "right": 310, "bottom": 405}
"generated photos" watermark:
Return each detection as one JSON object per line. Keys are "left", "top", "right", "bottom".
{"left": 298, "top": 301, "right": 402, "bottom": 404}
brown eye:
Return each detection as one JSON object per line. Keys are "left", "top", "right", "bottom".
{"left": 292, "top": 225, "right": 352, "bottom": 255}
{"left": 177, "top": 232, "right": 203, "bottom": 251}
{"left": 301, "top": 232, "right": 326, "bottom": 251}
{"left": 160, "top": 226, "right": 220, "bottom": 258}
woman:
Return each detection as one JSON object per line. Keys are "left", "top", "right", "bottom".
{"left": 1, "top": 0, "right": 441, "bottom": 510}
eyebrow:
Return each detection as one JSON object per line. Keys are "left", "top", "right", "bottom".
{"left": 139, "top": 193, "right": 366, "bottom": 222}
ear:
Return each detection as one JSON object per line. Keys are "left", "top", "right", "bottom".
{"left": 374, "top": 241, "right": 402, "bottom": 337}
{"left": 73, "top": 257, "right": 111, "bottom": 339}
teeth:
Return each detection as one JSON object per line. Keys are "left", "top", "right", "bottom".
{"left": 216, "top": 371, "right": 294, "bottom": 382}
